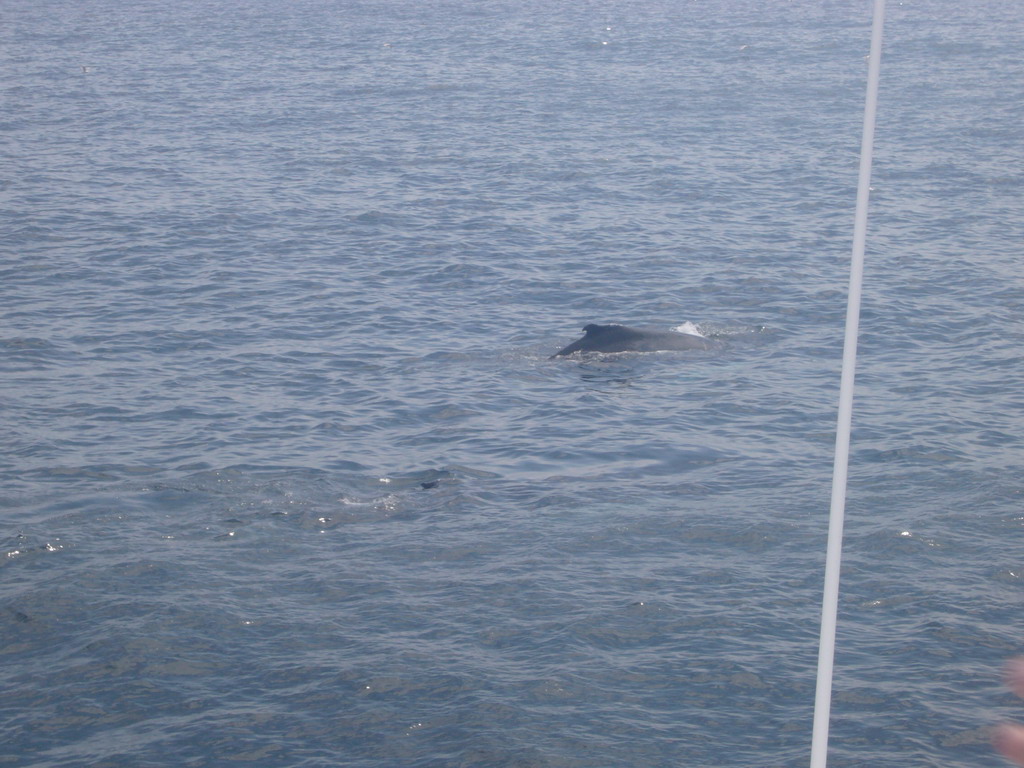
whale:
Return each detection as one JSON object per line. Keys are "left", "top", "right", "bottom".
{"left": 551, "top": 323, "right": 713, "bottom": 358}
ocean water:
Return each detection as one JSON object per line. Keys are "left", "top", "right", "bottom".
{"left": 3, "top": 0, "right": 1024, "bottom": 765}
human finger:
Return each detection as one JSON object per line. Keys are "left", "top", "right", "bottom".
{"left": 994, "top": 723, "right": 1024, "bottom": 765}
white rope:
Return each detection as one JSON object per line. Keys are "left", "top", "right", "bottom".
{"left": 810, "top": 1, "right": 886, "bottom": 766}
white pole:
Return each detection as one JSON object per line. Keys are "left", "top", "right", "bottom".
{"left": 809, "top": 1, "right": 886, "bottom": 766}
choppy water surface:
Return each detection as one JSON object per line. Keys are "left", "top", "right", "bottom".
{"left": 3, "top": 0, "right": 1024, "bottom": 765}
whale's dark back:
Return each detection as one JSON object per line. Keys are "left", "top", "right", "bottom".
{"left": 551, "top": 323, "right": 712, "bottom": 357}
